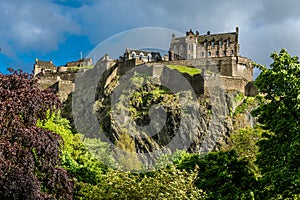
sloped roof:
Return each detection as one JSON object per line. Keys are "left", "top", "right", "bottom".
{"left": 36, "top": 60, "right": 56, "bottom": 69}
{"left": 197, "top": 32, "right": 237, "bottom": 43}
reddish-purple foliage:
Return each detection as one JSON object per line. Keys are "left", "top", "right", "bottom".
{"left": 0, "top": 70, "right": 73, "bottom": 199}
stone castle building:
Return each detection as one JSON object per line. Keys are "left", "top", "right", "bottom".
{"left": 167, "top": 27, "right": 256, "bottom": 96}
{"left": 33, "top": 58, "right": 93, "bottom": 101}
{"left": 169, "top": 27, "right": 239, "bottom": 60}
{"left": 34, "top": 57, "right": 93, "bottom": 76}
{"left": 34, "top": 27, "right": 257, "bottom": 101}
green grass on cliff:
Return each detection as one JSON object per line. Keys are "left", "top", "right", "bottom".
{"left": 68, "top": 66, "right": 94, "bottom": 71}
{"left": 167, "top": 65, "right": 202, "bottom": 76}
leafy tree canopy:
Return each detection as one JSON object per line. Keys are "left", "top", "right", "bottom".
{"left": 254, "top": 49, "right": 300, "bottom": 199}
{"left": 0, "top": 70, "right": 73, "bottom": 199}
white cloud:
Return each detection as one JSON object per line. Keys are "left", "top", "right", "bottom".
{"left": 2, "top": 0, "right": 300, "bottom": 74}
{"left": 0, "top": 0, "right": 80, "bottom": 55}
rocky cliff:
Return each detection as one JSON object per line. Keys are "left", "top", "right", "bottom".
{"left": 72, "top": 58, "right": 257, "bottom": 170}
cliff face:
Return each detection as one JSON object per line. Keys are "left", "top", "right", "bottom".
{"left": 72, "top": 59, "right": 256, "bottom": 169}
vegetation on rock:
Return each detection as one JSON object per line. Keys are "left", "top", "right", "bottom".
{"left": 0, "top": 49, "right": 299, "bottom": 199}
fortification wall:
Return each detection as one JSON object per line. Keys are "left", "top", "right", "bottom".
{"left": 233, "top": 57, "right": 253, "bottom": 81}
{"left": 219, "top": 76, "right": 247, "bottom": 93}
{"left": 37, "top": 76, "right": 59, "bottom": 90}
{"left": 59, "top": 71, "right": 78, "bottom": 82}
{"left": 57, "top": 81, "right": 75, "bottom": 101}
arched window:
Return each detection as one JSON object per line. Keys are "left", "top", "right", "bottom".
{"left": 204, "top": 41, "right": 207, "bottom": 48}
{"left": 219, "top": 40, "right": 223, "bottom": 48}
{"left": 147, "top": 53, "right": 152, "bottom": 62}
{"left": 139, "top": 52, "right": 144, "bottom": 60}
{"left": 208, "top": 51, "right": 211, "bottom": 57}
{"left": 211, "top": 40, "right": 215, "bottom": 48}
{"left": 131, "top": 51, "right": 136, "bottom": 58}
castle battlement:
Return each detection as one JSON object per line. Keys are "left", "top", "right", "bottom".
{"left": 34, "top": 27, "right": 257, "bottom": 101}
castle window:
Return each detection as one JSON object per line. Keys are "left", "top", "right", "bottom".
{"left": 147, "top": 53, "right": 152, "bottom": 62}
{"left": 211, "top": 41, "right": 215, "bottom": 48}
{"left": 208, "top": 51, "right": 211, "bottom": 57}
{"left": 231, "top": 50, "right": 234, "bottom": 55}
{"left": 216, "top": 51, "right": 219, "bottom": 56}
{"left": 139, "top": 52, "right": 144, "bottom": 60}
{"left": 223, "top": 50, "right": 226, "bottom": 56}
{"left": 204, "top": 41, "right": 207, "bottom": 48}
{"left": 131, "top": 51, "right": 136, "bottom": 58}
{"left": 219, "top": 40, "right": 223, "bottom": 48}
{"left": 201, "top": 52, "right": 205, "bottom": 57}
{"left": 227, "top": 38, "right": 230, "bottom": 47}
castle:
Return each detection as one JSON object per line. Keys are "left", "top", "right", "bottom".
{"left": 34, "top": 27, "right": 257, "bottom": 101}
{"left": 33, "top": 57, "right": 93, "bottom": 101}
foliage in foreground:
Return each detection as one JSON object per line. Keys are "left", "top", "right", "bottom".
{"left": 174, "top": 150, "right": 257, "bottom": 200}
{"left": 0, "top": 70, "right": 73, "bottom": 199}
{"left": 253, "top": 49, "right": 300, "bottom": 199}
{"left": 39, "top": 112, "right": 205, "bottom": 199}
{"left": 1, "top": 48, "right": 299, "bottom": 199}
{"left": 75, "top": 166, "right": 206, "bottom": 200}
{"left": 37, "top": 111, "right": 111, "bottom": 186}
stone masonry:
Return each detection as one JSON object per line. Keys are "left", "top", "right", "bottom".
{"left": 34, "top": 27, "right": 257, "bottom": 101}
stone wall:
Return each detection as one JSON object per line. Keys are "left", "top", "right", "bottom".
{"left": 219, "top": 76, "right": 248, "bottom": 93}
{"left": 57, "top": 80, "right": 75, "bottom": 102}
{"left": 156, "top": 56, "right": 252, "bottom": 82}
{"left": 37, "top": 75, "right": 59, "bottom": 90}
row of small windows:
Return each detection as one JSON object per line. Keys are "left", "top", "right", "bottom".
{"left": 203, "top": 39, "right": 231, "bottom": 48}
{"left": 201, "top": 50, "right": 234, "bottom": 57}
{"left": 131, "top": 51, "right": 159, "bottom": 61}
{"left": 131, "top": 52, "right": 152, "bottom": 57}
{"left": 173, "top": 40, "right": 232, "bottom": 52}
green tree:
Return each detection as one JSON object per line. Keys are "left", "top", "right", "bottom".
{"left": 253, "top": 49, "right": 300, "bottom": 199}
{"left": 222, "top": 127, "right": 265, "bottom": 177}
{"left": 176, "top": 151, "right": 257, "bottom": 200}
{"left": 37, "top": 111, "right": 113, "bottom": 185}
{"left": 75, "top": 166, "right": 206, "bottom": 200}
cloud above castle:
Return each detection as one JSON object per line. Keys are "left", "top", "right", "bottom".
{"left": 0, "top": 0, "right": 300, "bottom": 76}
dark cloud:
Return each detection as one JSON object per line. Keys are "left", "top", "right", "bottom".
{"left": 253, "top": 0, "right": 300, "bottom": 25}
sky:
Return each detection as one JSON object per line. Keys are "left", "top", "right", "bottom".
{"left": 0, "top": 0, "right": 300, "bottom": 78}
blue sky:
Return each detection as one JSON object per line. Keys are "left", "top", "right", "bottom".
{"left": 1, "top": 0, "right": 300, "bottom": 77}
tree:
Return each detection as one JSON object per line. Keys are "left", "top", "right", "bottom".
{"left": 75, "top": 166, "right": 206, "bottom": 200}
{"left": 176, "top": 151, "right": 257, "bottom": 200}
{"left": 222, "top": 127, "right": 265, "bottom": 177}
{"left": 0, "top": 70, "right": 73, "bottom": 199}
{"left": 37, "top": 110, "right": 113, "bottom": 185}
{"left": 253, "top": 49, "right": 300, "bottom": 199}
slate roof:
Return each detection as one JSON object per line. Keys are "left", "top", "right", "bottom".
{"left": 35, "top": 60, "right": 56, "bottom": 69}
